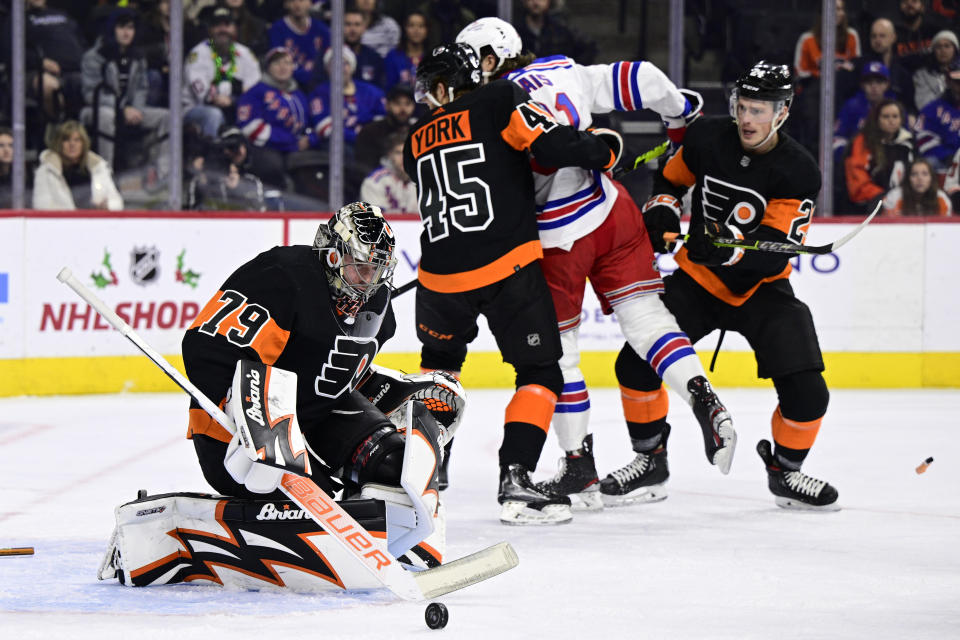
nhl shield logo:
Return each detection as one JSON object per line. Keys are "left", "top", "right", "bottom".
{"left": 527, "top": 333, "right": 541, "bottom": 347}
{"left": 130, "top": 246, "right": 161, "bottom": 286}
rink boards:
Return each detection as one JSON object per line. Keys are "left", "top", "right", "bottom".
{"left": 0, "top": 211, "right": 957, "bottom": 395}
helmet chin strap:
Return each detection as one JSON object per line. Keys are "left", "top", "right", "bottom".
{"left": 742, "top": 109, "right": 789, "bottom": 151}
{"left": 425, "top": 85, "right": 456, "bottom": 108}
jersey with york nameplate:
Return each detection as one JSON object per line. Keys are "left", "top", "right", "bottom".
{"left": 403, "top": 79, "right": 613, "bottom": 290}
{"left": 506, "top": 56, "right": 688, "bottom": 249}
{"left": 182, "top": 245, "right": 396, "bottom": 443}
{"left": 655, "top": 116, "right": 821, "bottom": 304}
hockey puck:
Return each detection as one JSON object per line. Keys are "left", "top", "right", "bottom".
{"left": 424, "top": 602, "right": 448, "bottom": 629}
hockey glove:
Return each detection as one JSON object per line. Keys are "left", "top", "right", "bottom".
{"left": 685, "top": 220, "right": 743, "bottom": 266}
{"left": 642, "top": 194, "right": 683, "bottom": 253}
{"left": 661, "top": 89, "right": 704, "bottom": 145}
{"left": 588, "top": 127, "right": 624, "bottom": 173}
{"left": 362, "top": 366, "right": 466, "bottom": 441}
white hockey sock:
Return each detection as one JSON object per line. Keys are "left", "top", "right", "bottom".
{"left": 616, "top": 295, "right": 705, "bottom": 405}
{"left": 555, "top": 327, "right": 590, "bottom": 452}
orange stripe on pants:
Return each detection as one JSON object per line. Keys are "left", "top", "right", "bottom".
{"left": 504, "top": 384, "right": 557, "bottom": 434}
{"left": 771, "top": 406, "right": 822, "bottom": 450}
{"left": 620, "top": 385, "right": 669, "bottom": 423}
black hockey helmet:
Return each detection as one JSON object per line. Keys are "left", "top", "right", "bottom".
{"left": 314, "top": 202, "right": 397, "bottom": 317}
{"left": 733, "top": 61, "right": 794, "bottom": 107}
{"left": 414, "top": 42, "right": 482, "bottom": 106}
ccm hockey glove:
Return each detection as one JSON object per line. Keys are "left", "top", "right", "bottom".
{"left": 589, "top": 127, "right": 624, "bottom": 172}
{"left": 642, "top": 194, "right": 683, "bottom": 253}
{"left": 685, "top": 220, "right": 743, "bottom": 266}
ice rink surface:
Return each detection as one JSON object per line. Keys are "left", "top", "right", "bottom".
{"left": 1, "top": 387, "right": 958, "bottom": 639}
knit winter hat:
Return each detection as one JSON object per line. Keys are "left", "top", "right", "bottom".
{"left": 932, "top": 29, "right": 959, "bottom": 51}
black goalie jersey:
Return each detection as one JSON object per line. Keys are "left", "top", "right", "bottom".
{"left": 181, "top": 245, "right": 396, "bottom": 445}
{"left": 654, "top": 116, "right": 821, "bottom": 305}
{"left": 403, "top": 79, "right": 614, "bottom": 293}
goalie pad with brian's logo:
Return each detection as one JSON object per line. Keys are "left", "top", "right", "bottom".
{"left": 98, "top": 491, "right": 445, "bottom": 591}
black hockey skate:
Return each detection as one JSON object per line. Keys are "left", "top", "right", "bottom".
{"left": 599, "top": 424, "right": 670, "bottom": 506}
{"left": 535, "top": 434, "right": 602, "bottom": 511}
{"left": 498, "top": 463, "right": 572, "bottom": 525}
{"left": 688, "top": 376, "right": 737, "bottom": 474}
{"left": 757, "top": 440, "right": 840, "bottom": 511}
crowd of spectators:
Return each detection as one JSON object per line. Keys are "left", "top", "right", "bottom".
{"left": 1, "top": 0, "right": 597, "bottom": 211}
{"left": 1, "top": 0, "right": 957, "bottom": 217}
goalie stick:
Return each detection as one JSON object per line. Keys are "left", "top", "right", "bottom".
{"left": 56, "top": 267, "right": 518, "bottom": 600}
{"left": 663, "top": 201, "right": 881, "bottom": 256}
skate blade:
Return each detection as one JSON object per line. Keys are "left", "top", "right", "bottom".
{"left": 711, "top": 423, "right": 737, "bottom": 475}
{"left": 774, "top": 496, "right": 841, "bottom": 512}
{"left": 600, "top": 483, "right": 668, "bottom": 507}
{"left": 570, "top": 489, "right": 604, "bottom": 512}
{"left": 499, "top": 501, "right": 573, "bottom": 525}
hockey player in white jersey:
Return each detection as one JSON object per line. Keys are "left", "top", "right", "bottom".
{"left": 455, "top": 18, "right": 736, "bottom": 510}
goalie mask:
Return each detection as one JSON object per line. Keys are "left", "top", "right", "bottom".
{"left": 455, "top": 17, "right": 523, "bottom": 81}
{"left": 415, "top": 43, "right": 482, "bottom": 107}
{"left": 729, "top": 61, "right": 793, "bottom": 148}
{"left": 314, "top": 202, "right": 397, "bottom": 317}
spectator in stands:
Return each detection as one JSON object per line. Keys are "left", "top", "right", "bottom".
{"left": 0, "top": 126, "right": 12, "bottom": 209}
{"left": 236, "top": 46, "right": 312, "bottom": 189}
{"left": 883, "top": 157, "right": 952, "bottom": 214}
{"left": 347, "top": 5, "right": 387, "bottom": 88}
{"left": 359, "top": 131, "right": 417, "bottom": 212}
{"left": 356, "top": 0, "right": 401, "bottom": 58}
{"left": 516, "top": 0, "right": 597, "bottom": 65}
{"left": 139, "top": 0, "right": 172, "bottom": 106}
{"left": 895, "top": 0, "right": 947, "bottom": 70}
{"left": 183, "top": 7, "right": 262, "bottom": 139}
{"left": 915, "top": 58, "right": 960, "bottom": 167}
{"left": 860, "top": 17, "right": 916, "bottom": 114}
{"left": 384, "top": 10, "right": 428, "bottom": 91}
{"left": 913, "top": 29, "right": 959, "bottom": 110}
{"left": 33, "top": 120, "right": 123, "bottom": 210}
{"left": 224, "top": 0, "right": 270, "bottom": 56}
{"left": 80, "top": 9, "right": 170, "bottom": 183}
{"left": 794, "top": 0, "right": 861, "bottom": 82}
{"left": 309, "top": 46, "right": 386, "bottom": 149}
{"left": 846, "top": 98, "right": 915, "bottom": 212}
{"left": 188, "top": 126, "right": 266, "bottom": 211}
{"left": 1, "top": 0, "right": 88, "bottom": 121}
{"left": 419, "top": 0, "right": 476, "bottom": 50}
{"left": 835, "top": 61, "right": 897, "bottom": 162}
{"left": 268, "top": 0, "right": 330, "bottom": 89}
{"left": 355, "top": 83, "right": 415, "bottom": 173}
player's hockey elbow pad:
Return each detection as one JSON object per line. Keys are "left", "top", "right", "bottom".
{"left": 642, "top": 194, "right": 683, "bottom": 253}
{"left": 588, "top": 127, "right": 623, "bottom": 172}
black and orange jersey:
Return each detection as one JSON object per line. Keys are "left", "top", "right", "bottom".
{"left": 181, "top": 245, "right": 396, "bottom": 444}
{"left": 403, "top": 79, "right": 615, "bottom": 293}
{"left": 653, "top": 116, "right": 821, "bottom": 306}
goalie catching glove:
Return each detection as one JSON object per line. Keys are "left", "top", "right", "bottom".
{"left": 361, "top": 365, "right": 466, "bottom": 441}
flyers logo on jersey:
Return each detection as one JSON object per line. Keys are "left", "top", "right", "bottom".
{"left": 411, "top": 112, "right": 472, "bottom": 158}
{"left": 701, "top": 175, "right": 767, "bottom": 227}
{"left": 313, "top": 335, "right": 379, "bottom": 399}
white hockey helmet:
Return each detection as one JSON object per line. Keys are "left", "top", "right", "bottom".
{"left": 455, "top": 17, "right": 523, "bottom": 79}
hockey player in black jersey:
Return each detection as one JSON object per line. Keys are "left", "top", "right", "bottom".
{"left": 403, "top": 43, "right": 620, "bottom": 525}
{"left": 614, "top": 62, "right": 840, "bottom": 510}
{"left": 181, "top": 202, "right": 465, "bottom": 517}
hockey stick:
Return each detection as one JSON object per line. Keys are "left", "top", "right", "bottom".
{"left": 663, "top": 201, "right": 881, "bottom": 256}
{"left": 393, "top": 278, "right": 417, "bottom": 297}
{"left": 56, "top": 267, "right": 517, "bottom": 600}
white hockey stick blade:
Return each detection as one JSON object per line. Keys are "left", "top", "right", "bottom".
{"left": 413, "top": 541, "right": 519, "bottom": 599}
{"left": 825, "top": 200, "right": 882, "bottom": 252}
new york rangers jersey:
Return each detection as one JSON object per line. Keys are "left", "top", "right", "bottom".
{"left": 237, "top": 81, "right": 310, "bottom": 152}
{"left": 505, "top": 55, "right": 688, "bottom": 248}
